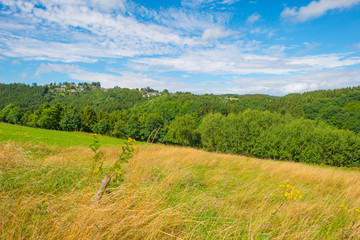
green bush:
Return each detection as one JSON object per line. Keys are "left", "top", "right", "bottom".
{"left": 60, "top": 111, "right": 82, "bottom": 131}
{"left": 92, "top": 119, "right": 111, "bottom": 135}
{"left": 165, "top": 114, "right": 200, "bottom": 146}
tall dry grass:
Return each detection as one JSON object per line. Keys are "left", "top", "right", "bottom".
{"left": 1, "top": 141, "right": 360, "bottom": 239}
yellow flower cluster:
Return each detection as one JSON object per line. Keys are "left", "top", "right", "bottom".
{"left": 116, "top": 170, "right": 122, "bottom": 175}
{"left": 128, "top": 137, "right": 136, "bottom": 142}
{"left": 340, "top": 204, "right": 360, "bottom": 213}
{"left": 340, "top": 204, "right": 349, "bottom": 211}
{"left": 93, "top": 167, "right": 100, "bottom": 174}
{"left": 279, "top": 184, "right": 303, "bottom": 200}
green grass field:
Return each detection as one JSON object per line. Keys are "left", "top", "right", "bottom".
{"left": 0, "top": 123, "right": 141, "bottom": 148}
{"left": 1, "top": 123, "right": 360, "bottom": 239}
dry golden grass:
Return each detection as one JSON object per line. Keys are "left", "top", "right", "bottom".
{"left": 1, "top": 141, "right": 360, "bottom": 239}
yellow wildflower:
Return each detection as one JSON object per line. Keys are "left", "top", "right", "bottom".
{"left": 340, "top": 204, "right": 349, "bottom": 211}
{"left": 93, "top": 168, "right": 100, "bottom": 174}
{"left": 355, "top": 208, "right": 360, "bottom": 213}
{"left": 116, "top": 170, "right": 122, "bottom": 175}
{"left": 132, "top": 145, "right": 136, "bottom": 150}
{"left": 280, "top": 184, "right": 303, "bottom": 200}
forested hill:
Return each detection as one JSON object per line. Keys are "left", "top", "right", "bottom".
{"left": 0, "top": 83, "right": 145, "bottom": 112}
{"left": 2, "top": 83, "right": 359, "bottom": 132}
{"left": 268, "top": 86, "right": 360, "bottom": 132}
{"left": 1, "top": 83, "right": 360, "bottom": 168}
{"left": 0, "top": 83, "right": 50, "bottom": 111}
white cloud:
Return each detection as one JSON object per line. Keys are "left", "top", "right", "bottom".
{"left": 132, "top": 46, "right": 360, "bottom": 75}
{"left": 35, "top": 63, "right": 81, "bottom": 76}
{"left": 147, "top": 8, "right": 229, "bottom": 34}
{"left": 182, "top": 0, "right": 212, "bottom": 8}
{"left": 0, "top": 0, "right": 204, "bottom": 62}
{"left": 212, "top": 68, "right": 360, "bottom": 95}
{"left": 355, "top": 43, "right": 360, "bottom": 49}
{"left": 246, "top": 12, "right": 261, "bottom": 25}
{"left": 287, "top": 53, "right": 360, "bottom": 69}
{"left": 0, "top": 36, "right": 99, "bottom": 63}
{"left": 202, "top": 27, "right": 233, "bottom": 40}
{"left": 0, "top": 20, "right": 35, "bottom": 30}
{"left": 249, "top": 27, "right": 275, "bottom": 38}
{"left": 281, "top": 0, "right": 360, "bottom": 22}
{"left": 278, "top": 68, "right": 360, "bottom": 94}
{"left": 87, "top": 0, "right": 127, "bottom": 12}
{"left": 181, "top": 0, "right": 240, "bottom": 8}
{"left": 293, "top": 42, "right": 322, "bottom": 56}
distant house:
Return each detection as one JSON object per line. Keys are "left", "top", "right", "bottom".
{"left": 61, "top": 84, "right": 66, "bottom": 88}
{"left": 70, "top": 83, "right": 76, "bottom": 87}
{"left": 79, "top": 87, "right": 84, "bottom": 91}
{"left": 70, "top": 89, "right": 76, "bottom": 93}
{"left": 55, "top": 88, "right": 66, "bottom": 92}
{"left": 147, "top": 92, "right": 159, "bottom": 97}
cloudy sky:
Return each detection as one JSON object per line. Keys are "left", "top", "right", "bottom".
{"left": 0, "top": 0, "right": 360, "bottom": 95}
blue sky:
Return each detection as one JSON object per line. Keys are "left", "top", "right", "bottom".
{"left": 0, "top": 0, "right": 360, "bottom": 95}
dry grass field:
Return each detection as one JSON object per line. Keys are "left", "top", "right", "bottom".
{"left": 1, "top": 137, "right": 360, "bottom": 239}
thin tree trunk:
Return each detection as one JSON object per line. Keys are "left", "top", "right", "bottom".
{"left": 92, "top": 175, "right": 111, "bottom": 203}
{"left": 147, "top": 129, "right": 157, "bottom": 143}
{"left": 152, "top": 128, "right": 161, "bottom": 143}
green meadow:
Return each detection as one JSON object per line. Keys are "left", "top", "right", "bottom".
{"left": 0, "top": 123, "right": 135, "bottom": 148}
{"left": 1, "top": 123, "right": 360, "bottom": 239}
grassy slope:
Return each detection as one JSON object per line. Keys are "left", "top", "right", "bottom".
{"left": 1, "top": 124, "right": 360, "bottom": 239}
{"left": 0, "top": 123, "right": 143, "bottom": 147}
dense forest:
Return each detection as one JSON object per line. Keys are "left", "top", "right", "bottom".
{"left": 1, "top": 83, "right": 360, "bottom": 167}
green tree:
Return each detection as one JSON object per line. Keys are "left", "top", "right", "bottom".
{"left": 37, "top": 106, "right": 61, "bottom": 129}
{"left": 92, "top": 119, "right": 111, "bottom": 135}
{"left": 165, "top": 114, "right": 200, "bottom": 146}
{"left": 7, "top": 106, "right": 24, "bottom": 124}
{"left": 142, "top": 113, "right": 164, "bottom": 142}
{"left": 25, "top": 113, "right": 39, "bottom": 127}
{"left": 1, "top": 104, "right": 15, "bottom": 122}
{"left": 125, "top": 115, "right": 142, "bottom": 140}
{"left": 198, "top": 113, "right": 225, "bottom": 151}
{"left": 60, "top": 111, "right": 82, "bottom": 131}
{"left": 112, "top": 120, "right": 127, "bottom": 138}
{"left": 81, "top": 106, "right": 97, "bottom": 132}
{"left": 1, "top": 104, "right": 24, "bottom": 124}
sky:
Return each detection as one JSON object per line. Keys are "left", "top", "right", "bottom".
{"left": 0, "top": 0, "right": 360, "bottom": 95}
